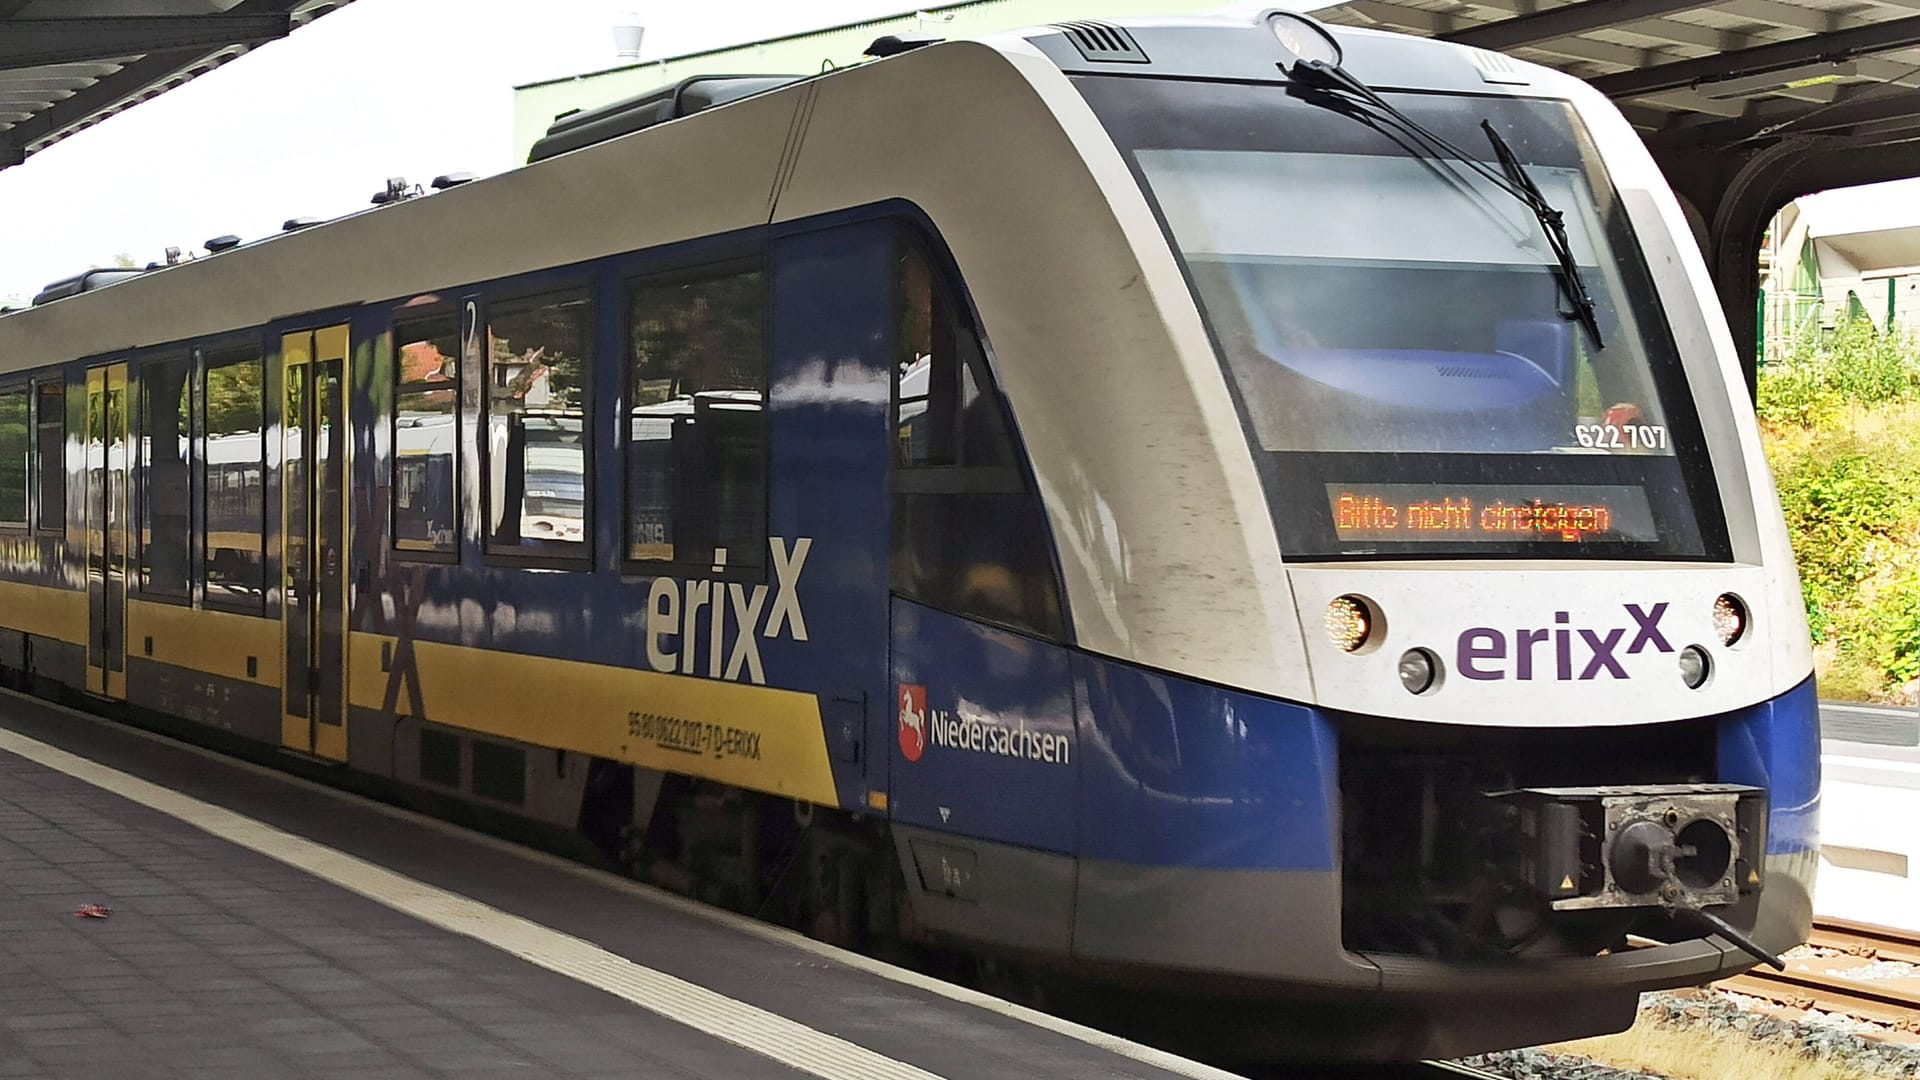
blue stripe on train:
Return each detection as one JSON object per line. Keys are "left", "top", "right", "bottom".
{"left": 894, "top": 601, "right": 1819, "bottom": 871}
{"left": 1073, "top": 650, "right": 1339, "bottom": 871}
{"left": 1717, "top": 674, "right": 1820, "bottom": 856}
{"left": 890, "top": 602, "right": 1339, "bottom": 871}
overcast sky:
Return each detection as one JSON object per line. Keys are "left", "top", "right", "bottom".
{"left": 0, "top": 0, "right": 916, "bottom": 303}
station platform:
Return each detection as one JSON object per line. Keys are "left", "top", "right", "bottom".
{"left": 0, "top": 690, "right": 1235, "bottom": 1080}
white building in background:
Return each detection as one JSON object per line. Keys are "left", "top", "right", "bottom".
{"left": 1761, "top": 181, "right": 1920, "bottom": 351}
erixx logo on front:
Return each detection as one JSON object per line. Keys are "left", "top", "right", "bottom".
{"left": 1457, "top": 603, "right": 1673, "bottom": 681}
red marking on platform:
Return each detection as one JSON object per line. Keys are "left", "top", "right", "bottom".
{"left": 73, "top": 904, "right": 111, "bottom": 919}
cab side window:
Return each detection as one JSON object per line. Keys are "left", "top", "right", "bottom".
{"left": 892, "top": 236, "right": 1064, "bottom": 640}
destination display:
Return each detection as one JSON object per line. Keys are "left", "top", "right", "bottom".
{"left": 1327, "top": 483, "right": 1660, "bottom": 543}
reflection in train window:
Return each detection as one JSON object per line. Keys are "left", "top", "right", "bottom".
{"left": 37, "top": 381, "right": 64, "bottom": 533}
{"left": 486, "top": 291, "right": 590, "bottom": 555}
{"left": 0, "top": 386, "right": 25, "bottom": 527}
{"left": 393, "top": 315, "right": 460, "bottom": 554}
{"left": 625, "top": 266, "right": 765, "bottom": 570}
{"left": 138, "top": 356, "right": 192, "bottom": 599}
{"left": 891, "top": 235, "right": 1064, "bottom": 640}
{"left": 204, "top": 351, "right": 264, "bottom": 606}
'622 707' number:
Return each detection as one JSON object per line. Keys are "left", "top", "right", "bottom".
{"left": 1575, "top": 424, "right": 1667, "bottom": 450}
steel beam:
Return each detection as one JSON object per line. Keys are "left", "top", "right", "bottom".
{"left": 1442, "top": 0, "right": 1727, "bottom": 51}
{"left": 1589, "top": 13, "right": 1920, "bottom": 98}
{"left": 1339, "top": 1, "right": 1456, "bottom": 35}
{"left": 1425, "top": 0, "right": 1761, "bottom": 49}
{"left": 2, "top": 48, "right": 204, "bottom": 150}
{"left": 1655, "top": 84, "right": 1920, "bottom": 144}
{"left": 0, "top": 15, "right": 290, "bottom": 72}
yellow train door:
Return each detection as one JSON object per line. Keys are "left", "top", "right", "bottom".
{"left": 280, "top": 326, "right": 351, "bottom": 761}
{"left": 84, "top": 362, "right": 128, "bottom": 699}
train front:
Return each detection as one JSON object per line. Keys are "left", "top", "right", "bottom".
{"left": 1016, "top": 12, "right": 1819, "bottom": 1063}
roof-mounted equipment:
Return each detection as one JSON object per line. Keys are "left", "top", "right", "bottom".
{"left": 431, "top": 172, "right": 478, "bottom": 190}
{"left": 527, "top": 74, "right": 804, "bottom": 164}
{"left": 1053, "top": 20, "right": 1150, "bottom": 64}
{"left": 865, "top": 33, "right": 941, "bottom": 57}
{"left": 283, "top": 216, "right": 324, "bottom": 232}
{"left": 372, "top": 176, "right": 423, "bottom": 205}
{"left": 205, "top": 235, "right": 242, "bottom": 253}
{"left": 31, "top": 267, "right": 144, "bottom": 306}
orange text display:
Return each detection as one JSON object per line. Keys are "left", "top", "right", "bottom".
{"left": 1325, "top": 484, "right": 1658, "bottom": 545}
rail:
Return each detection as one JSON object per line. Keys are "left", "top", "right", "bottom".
{"left": 1717, "top": 917, "right": 1920, "bottom": 1034}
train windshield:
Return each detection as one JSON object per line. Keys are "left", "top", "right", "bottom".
{"left": 1077, "top": 77, "right": 1729, "bottom": 561}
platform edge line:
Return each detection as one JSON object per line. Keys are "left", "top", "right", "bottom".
{"left": 0, "top": 688, "right": 1244, "bottom": 1080}
{"left": 0, "top": 723, "right": 944, "bottom": 1080}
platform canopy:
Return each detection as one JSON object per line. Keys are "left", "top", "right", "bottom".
{"left": 1313, "top": 0, "right": 1920, "bottom": 152}
{"left": 1, "top": 0, "right": 353, "bottom": 172}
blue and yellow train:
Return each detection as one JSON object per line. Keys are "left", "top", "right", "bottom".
{"left": 0, "top": 11, "right": 1819, "bottom": 1063}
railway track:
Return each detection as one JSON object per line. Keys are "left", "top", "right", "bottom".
{"left": 1718, "top": 917, "right": 1920, "bottom": 1035}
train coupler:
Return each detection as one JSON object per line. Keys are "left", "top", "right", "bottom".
{"left": 1488, "top": 784, "right": 1768, "bottom": 912}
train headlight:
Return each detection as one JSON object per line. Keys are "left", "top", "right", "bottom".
{"left": 1712, "top": 593, "right": 1747, "bottom": 646}
{"left": 1398, "top": 648, "right": 1439, "bottom": 695}
{"left": 1679, "top": 645, "right": 1712, "bottom": 689}
{"left": 1324, "top": 595, "right": 1373, "bottom": 652}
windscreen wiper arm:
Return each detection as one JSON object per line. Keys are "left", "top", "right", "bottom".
{"left": 1285, "top": 59, "right": 1605, "bottom": 350}
{"left": 1480, "top": 119, "right": 1604, "bottom": 350}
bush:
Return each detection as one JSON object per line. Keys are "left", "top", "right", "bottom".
{"left": 1759, "top": 321, "right": 1920, "bottom": 703}
{"left": 1758, "top": 320, "right": 1920, "bottom": 427}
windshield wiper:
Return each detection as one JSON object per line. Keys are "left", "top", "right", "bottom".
{"left": 1285, "top": 59, "right": 1605, "bottom": 351}
{"left": 1480, "top": 119, "right": 1604, "bottom": 350}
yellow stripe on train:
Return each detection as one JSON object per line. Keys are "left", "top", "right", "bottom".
{"left": 347, "top": 632, "right": 841, "bottom": 806}
{"left": 125, "top": 600, "right": 280, "bottom": 686}
{"left": 0, "top": 579, "right": 86, "bottom": 645}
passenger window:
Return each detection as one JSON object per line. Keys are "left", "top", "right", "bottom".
{"left": 393, "top": 315, "right": 461, "bottom": 554}
{"left": 204, "top": 351, "right": 265, "bottom": 606}
{"left": 891, "top": 237, "right": 1064, "bottom": 640}
{"left": 137, "top": 356, "right": 192, "bottom": 600}
{"left": 486, "top": 291, "right": 590, "bottom": 555}
{"left": 0, "top": 386, "right": 26, "bottom": 528}
{"left": 36, "top": 381, "right": 64, "bottom": 533}
{"left": 625, "top": 266, "right": 765, "bottom": 572}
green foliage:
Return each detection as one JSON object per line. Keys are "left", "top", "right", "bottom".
{"left": 1772, "top": 446, "right": 1918, "bottom": 638}
{"left": 1757, "top": 320, "right": 1920, "bottom": 427}
{"left": 1759, "top": 321, "right": 1920, "bottom": 702}
{"left": 1882, "top": 565, "right": 1920, "bottom": 689}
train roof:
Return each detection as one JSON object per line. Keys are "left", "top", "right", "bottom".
{"left": 0, "top": 11, "right": 1581, "bottom": 375}
{"left": 526, "top": 74, "right": 808, "bottom": 165}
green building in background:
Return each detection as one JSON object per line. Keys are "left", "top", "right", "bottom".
{"left": 512, "top": 0, "right": 1236, "bottom": 163}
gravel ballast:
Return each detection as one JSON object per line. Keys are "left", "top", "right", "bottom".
{"left": 1457, "top": 990, "right": 1920, "bottom": 1080}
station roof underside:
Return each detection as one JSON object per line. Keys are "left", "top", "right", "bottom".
{"left": 0, "top": 0, "right": 351, "bottom": 172}
{"left": 1314, "top": 0, "right": 1920, "bottom": 150}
